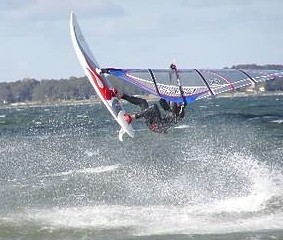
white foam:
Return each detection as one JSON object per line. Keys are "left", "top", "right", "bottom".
{"left": 39, "top": 164, "right": 120, "bottom": 178}
{"left": 8, "top": 204, "right": 283, "bottom": 236}
{"left": 212, "top": 161, "right": 279, "bottom": 213}
{"left": 84, "top": 149, "right": 100, "bottom": 157}
{"left": 7, "top": 150, "right": 283, "bottom": 237}
{"left": 271, "top": 119, "right": 283, "bottom": 124}
{"left": 174, "top": 124, "right": 189, "bottom": 129}
{"left": 76, "top": 165, "right": 120, "bottom": 174}
{"left": 23, "top": 152, "right": 283, "bottom": 236}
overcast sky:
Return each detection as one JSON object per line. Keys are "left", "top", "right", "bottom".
{"left": 0, "top": 0, "right": 282, "bottom": 82}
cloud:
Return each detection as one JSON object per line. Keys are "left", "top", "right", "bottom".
{"left": 0, "top": 0, "right": 35, "bottom": 11}
{"left": 0, "top": 0, "right": 125, "bottom": 21}
{"left": 180, "top": 0, "right": 256, "bottom": 8}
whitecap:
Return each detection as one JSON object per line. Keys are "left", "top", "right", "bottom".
{"left": 271, "top": 119, "right": 283, "bottom": 124}
{"left": 40, "top": 164, "right": 120, "bottom": 178}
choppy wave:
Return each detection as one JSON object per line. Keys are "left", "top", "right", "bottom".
{"left": 2, "top": 151, "right": 283, "bottom": 237}
{"left": 1, "top": 95, "right": 283, "bottom": 239}
{"left": 3, "top": 203, "right": 283, "bottom": 237}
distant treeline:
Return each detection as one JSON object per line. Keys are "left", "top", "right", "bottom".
{"left": 0, "top": 75, "right": 144, "bottom": 104}
{"left": 231, "top": 64, "right": 283, "bottom": 71}
{"left": 1, "top": 64, "right": 283, "bottom": 104}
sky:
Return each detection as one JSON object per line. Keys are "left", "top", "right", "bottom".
{"left": 0, "top": 0, "right": 283, "bottom": 82}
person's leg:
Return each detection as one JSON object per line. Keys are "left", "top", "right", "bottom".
{"left": 121, "top": 94, "right": 149, "bottom": 110}
{"left": 170, "top": 102, "right": 178, "bottom": 115}
{"left": 135, "top": 104, "right": 161, "bottom": 120}
{"left": 113, "top": 90, "right": 162, "bottom": 124}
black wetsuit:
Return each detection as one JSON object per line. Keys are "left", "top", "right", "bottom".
{"left": 121, "top": 94, "right": 185, "bottom": 133}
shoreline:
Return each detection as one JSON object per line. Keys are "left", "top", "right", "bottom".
{"left": 1, "top": 92, "right": 283, "bottom": 109}
{"left": 217, "top": 91, "right": 283, "bottom": 98}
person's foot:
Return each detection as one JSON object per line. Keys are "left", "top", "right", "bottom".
{"left": 110, "top": 88, "right": 123, "bottom": 99}
{"left": 111, "top": 88, "right": 118, "bottom": 95}
{"left": 124, "top": 113, "right": 134, "bottom": 124}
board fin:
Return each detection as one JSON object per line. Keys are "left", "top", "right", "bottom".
{"left": 118, "top": 128, "right": 126, "bottom": 142}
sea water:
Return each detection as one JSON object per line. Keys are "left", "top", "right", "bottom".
{"left": 0, "top": 95, "right": 283, "bottom": 240}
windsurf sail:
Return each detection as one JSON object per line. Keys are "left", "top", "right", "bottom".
{"left": 102, "top": 68, "right": 283, "bottom": 104}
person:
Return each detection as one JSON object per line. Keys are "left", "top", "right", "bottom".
{"left": 112, "top": 89, "right": 186, "bottom": 133}
{"left": 170, "top": 62, "right": 177, "bottom": 71}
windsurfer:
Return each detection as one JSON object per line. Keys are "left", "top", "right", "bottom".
{"left": 170, "top": 62, "right": 177, "bottom": 71}
{"left": 112, "top": 89, "right": 185, "bottom": 133}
